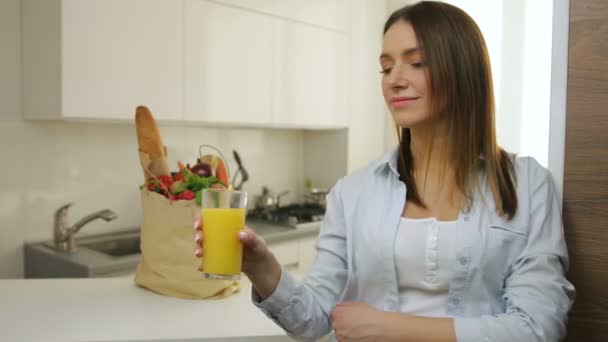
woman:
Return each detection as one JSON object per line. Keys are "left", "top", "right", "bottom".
{"left": 195, "top": 2, "right": 575, "bottom": 341}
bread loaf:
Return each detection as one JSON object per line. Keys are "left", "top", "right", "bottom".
{"left": 135, "top": 106, "right": 170, "bottom": 179}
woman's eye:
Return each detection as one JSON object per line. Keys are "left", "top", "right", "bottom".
{"left": 411, "top": 62, "right": 425, "bottom": 68}
{"left": 379, "top": 68, "right": 392, "bottom": 74}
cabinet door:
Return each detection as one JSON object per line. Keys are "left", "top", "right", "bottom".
{"left": 298, "top": 235, "right": 318, "bottom": 274}
{"left": 212, "top": 0, "right": 279, "bottom": 15}
{"left": 280, "top": 0, "right": 350, "bottom": 32}
{"left": 185, "top": 0, "right": 275, "bottom": 125}
{"left": 216, "top": 0, "right": 350, "bottom": 32}
{"left": 275, "top": 22, "right": 349, "bottom": 128}
{"left": 61, "top": 0, "right": 183, "bottom": 120}
{"left": 267, "top": 240, "right": 300, "bottom": 270}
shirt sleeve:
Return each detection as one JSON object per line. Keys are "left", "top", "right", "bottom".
{"left": 252, "top": 178, "right": 349, "bottom": 342}
{"left": 454, "top": 161, "right": 576, "bottom": 342}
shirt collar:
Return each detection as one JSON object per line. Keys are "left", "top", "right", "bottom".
{"left": 372, "top": 147, "right": 400, "bottom": 177}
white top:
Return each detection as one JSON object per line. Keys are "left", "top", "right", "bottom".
{"left": 0, "top": 276, "right": 286, "bottom": 342}
{"left": 395, "top": 217, "right": 458, "bottom": 317}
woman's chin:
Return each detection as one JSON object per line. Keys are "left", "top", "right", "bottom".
{"left": 390, "top": 111, "right": 434, "bottom": 129}
{"left": 392, "top": 117, "right": 425, "bottom": 129}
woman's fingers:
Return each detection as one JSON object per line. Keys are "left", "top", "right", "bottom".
{"left": 193, "top": 217, "right": 202, "bottom": 231}
{"left": 194, "top": 230, "right": 203, "bottom": 257}
{"left": 194, "top": 231, "right": 203, "bottom": 246}
{"left": 194, "top": 218, "right": 204, "bottom": 257}
{"left": 238, "top": 227, "right": 267, "bottom": 256}
{"left": 238, "top": 227, "right": 256, "bottom": 244}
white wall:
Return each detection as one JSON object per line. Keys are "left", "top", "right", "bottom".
{"left": 0, "top": 0, "right": 308, "bottom": 278}
{"left": 304, "top": 130, "right": 348, "bottom": 190}
{"left": 547, "top": 0, "right": 570, "bottom": 203}
{"left": 347, "top": 0, "right": 388, "bottom": 172}
{"left": 519, "top": 0, "right": 554, "bottom": 167}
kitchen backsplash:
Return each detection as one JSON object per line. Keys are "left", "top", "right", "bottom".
{"left": 0, "top": 118, "right": 311, "bottom": 278}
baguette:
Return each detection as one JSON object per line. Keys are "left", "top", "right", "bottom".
{"left": 136, "top": 106, "right": 165, "bottom": 158}
{"left": 135, "top": 106, "right": 169, "bottom": 180}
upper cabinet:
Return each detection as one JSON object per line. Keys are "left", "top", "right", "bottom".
{"left": 185, "top": 0, "right": 350, "bottom": 128}
{"left": 275, "top": 22, "right": 349, "bottom": 128}
{"left": 184, "top": 0, "right": 276, "bottom": 126}
{"left": 214, "top": 0, "right": 350, "bottom": 32}
{"left": 22, "top": 0, "right": 350, "bottom": 128}
{"left": 22, "top": 0, "right": 184, "bottom": 121}
{"left": 280, "top": 0, "right": 350, "bottom": 33}
{"left": 209, "top": 0, "right": 280, "bottom": 17}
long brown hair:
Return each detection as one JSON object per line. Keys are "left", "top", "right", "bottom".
{"left": 385, "top": 1, "right": 518, "bottom": 219}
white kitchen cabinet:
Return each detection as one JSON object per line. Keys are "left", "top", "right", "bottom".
{"left": 215, "top": 0, "right": 350, "bottom": 32}
{"left": 22, "top": 0, "right": 184, "bottom": 121}
{"left": 268, "top": 234, "right": 317, "bottom": 278}
{"left": 297, "top": 235, "right": 318, "bottom": 274}
{"left": 185, "top": 0, "right": 276, "bottom": 126}
{"left": 22, "top": 0, "right": 352, "bottom": 128}
{"left": 186, "top": 0, "right": 348, "bottom": 128}
{"left": 280, "top": 0, "right": 350, "bottom": 32}
{"left": 268, "top": 240, "right": 301, "bottom": 271}
{"left": 275, "top": 22, "right": 349, "bottom": 128}
{"left": 267, "top": 234, "right": 318, "bottom": 276}
{"left": 211, "top": 0, "right": 280, "bottom": 16}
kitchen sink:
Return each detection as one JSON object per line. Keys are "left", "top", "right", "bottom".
{"left": 25, "top": 228, "right": 142, "bottom": 278}
{"left": 80, "top": 235, "right": 140, "bottom": 257}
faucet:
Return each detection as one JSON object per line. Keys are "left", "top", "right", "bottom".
{"left": 53, "top": 203, "right": 118, "bottom": 253}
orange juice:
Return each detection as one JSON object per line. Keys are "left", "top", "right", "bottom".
{"left": 201, "top": 207, "right": 245, "bottom": 277}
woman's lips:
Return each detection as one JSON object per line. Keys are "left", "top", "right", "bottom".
{"left": 391, "top": 97, "right": 420, "bottom": 108}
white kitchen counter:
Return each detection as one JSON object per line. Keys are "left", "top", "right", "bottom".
{"left": 0, "top": 276, "right": 291, "bottom": 342}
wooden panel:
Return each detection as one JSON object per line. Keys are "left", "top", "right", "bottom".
{"left": 563, "top": 1, "right": 608, "bottom": 341}
{"left": 564, "top": 70, "right": 608, "bottom": 202}
{"left": 570, "top": 0, "right": 608, "bottom": 20}
{"left": 568, "top": 0, "right": 608, "bottom": 71}
{"left": 563, "top": 201, "right": 608, "bottom": 257}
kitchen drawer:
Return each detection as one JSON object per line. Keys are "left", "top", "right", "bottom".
{"left": 268, "top": 240, "right": 300, "bottom": 269}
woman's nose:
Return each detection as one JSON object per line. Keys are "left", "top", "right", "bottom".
{"left": 387, "top": 65, "right": 409, "bottom": 89}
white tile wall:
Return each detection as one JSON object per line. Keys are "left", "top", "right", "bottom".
{"left": 303, "top": 130, "right": 348, "bottom": 190}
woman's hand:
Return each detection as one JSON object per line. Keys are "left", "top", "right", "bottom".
{"left": 330, "top": 302, "right": 390, "bottom": 342}
{"left": 193, "top": 218, "right": 270, "bottom": 274}
{"left": 193, "top": 217, "right": 282, "bottom": 300}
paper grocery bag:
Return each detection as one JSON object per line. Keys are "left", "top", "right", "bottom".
{"left": 134, "top": 189, "right": 240, "bottom": 299}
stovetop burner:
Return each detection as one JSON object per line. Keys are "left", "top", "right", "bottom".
{"left": 248, "top": 203, "right": 325, "bottom": 227}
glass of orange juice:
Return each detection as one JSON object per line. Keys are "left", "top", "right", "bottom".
{"left": 200, "top": 188, "right": 247, "bottom": 280}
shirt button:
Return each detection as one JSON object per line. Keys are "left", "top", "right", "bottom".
{"left": 463, "top": 215, "right": 471, "bottom": 222}
{"left": 459, "top": 256, "right": 469, "bottom": 266}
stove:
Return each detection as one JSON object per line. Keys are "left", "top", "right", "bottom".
{"left": 247, "top": 203, "right": 325, "bottom": 228}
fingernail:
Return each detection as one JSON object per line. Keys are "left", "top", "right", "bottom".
{"left": 194, "top": 249, "right": 202, "bottom": 257}
{"left": 194, "top": 233, "right": 201, "bottom": 243}
{"left": 239, "top": 231, "right": 248, "bottom": 241}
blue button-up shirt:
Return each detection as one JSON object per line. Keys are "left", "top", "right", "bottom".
{"left": 254, "top": 148, "right": 575, "bottom": 342}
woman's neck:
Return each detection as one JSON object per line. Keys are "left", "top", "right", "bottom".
{"left": 408, "top": 123, "right": 451, "bottom": 178}
{"left": 407, "top": 124, "right": 462, "bottom": 212}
